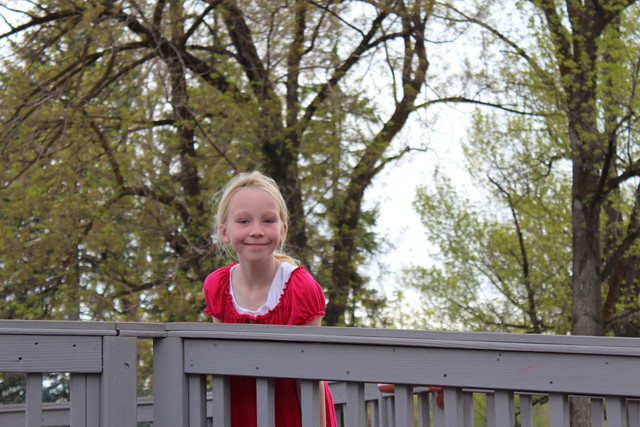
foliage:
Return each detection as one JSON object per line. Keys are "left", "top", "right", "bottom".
{"left": 0, "top": 372, "right": 69, "bottom": 404}
{"left": 408, "top": 0, "right": 640, "bottom": 340}
{"left": 0, "top": 0, "right": 446, "bottom": 325}
{"left": 411, "top": 113, "right": 573, "bottom": 333}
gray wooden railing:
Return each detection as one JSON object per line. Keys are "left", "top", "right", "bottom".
{"left": 1, "top": 320, "right": 640, "bottom": 426}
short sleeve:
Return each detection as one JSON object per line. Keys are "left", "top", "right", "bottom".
{"left": 203, "top": 264, "right": 234, "bottom": 319}
{"left": 287, "top": 266, "right": 326, "bottom": 325}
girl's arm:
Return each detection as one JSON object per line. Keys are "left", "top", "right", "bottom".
{"left": 211, "top": 316, "right": 222, "bottom": 323}
{"left": 305, "top": 316, "right": 322, "bottom": 326}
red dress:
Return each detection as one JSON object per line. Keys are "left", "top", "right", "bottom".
{"left": 203, "top": 263, "right": 337, "bottom": 427}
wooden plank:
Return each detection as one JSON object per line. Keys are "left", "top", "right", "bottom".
{"left": 68, "top": 373, "right": 99, "bottom": 426}
{"left": 0, "top": 402, "right": 75, "bottom": 427}
{"left": 300, "top": 380, "right": 320, "bottom": 427}
{"left": 86, "top": 374, "right": 100, "bottom": 426}
{"left": 462, "top": 391, "right": 474, "bottom": 427}
{"left": 485, "top": 393, "right": 495, "bottom": 427}
{"left": 345, "top": 382, "right": 365, "bottom": 427}
{"left": 256, "top": 378, "right": 275, "bottom": 427}
{"left": 432, "top": 396, "right": 444, "bottom": 427}
{"left": 0, "top": 319, "right": 116, "bottom": 335}
{"left": 183, "top": 338, "right": 640, "bottom": 397}
{"left": 493, "top": 390, "right": 514, "bottom": 427}
{"left": 115, "top": 322, "right": 167, "bottom": 338}
{"left": 548, "top": 393, "right": 569, "bottom": 427}
{"left": 25, "top": 373, "right": 42, "bottom": 427}
{"left": 40, "top": 402, "right": 71, "bottom": 427}
{"left": 211, "top": 376, "right": 230, "bottom": 427}
{"left": 590, "top": 398, "right": 604, "bottom": 427}
{"left": 605, "top": 397, "right": 625, "bottom": 427}
{"left": 100, "top": 335, "right": 137, "bottom": 427}
{"left": 164, "top": 321, "right": 636, "bottom": 345}
{"left": 0, "top": 320, "right": 164, "bottom": 338}
{"left": 188, "top": 374, "right": 208, "bottom": 427}
{"left": 518, "top": 394, "right": 533, "bottom": 427}
{"left": 416, "top": 391, "right": 430, "bottom": 427}
{"left": 377, "top": 394, "right": 393, "bottom": 427}
{"left": 628, "top": 400, "right": 640, "bottom": 427}
{"left": 442, "top": 387, "right": 463, "bottom": 427}
{"left": 153, "top": 336, "right": 188, "bottom": 427}
{"left": 166, "top": 322, "right": 640, "bottom": 355}
{"left": 394, "top": 384, "right": 414, "bottom": 427}
{"left": 0, "top": 335, "right": 101, "bottom": 373}
{"left": 369, "top": 399, "right": 380, "bottom": 427}
{"left": 70, "top": 374, "right": 87, "bottom": 427}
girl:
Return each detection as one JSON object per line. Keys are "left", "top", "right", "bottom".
{"left": 203, "top": 171, "right": 337, "bottom": 427}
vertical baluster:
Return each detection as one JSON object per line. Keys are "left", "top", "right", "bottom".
{"left": 432, "top": 389, "right": 445, "bottom": 427}
{"left": 189, "top": 374, "right": 208, "bottom": 427}
{"left": 211, "top": 375, "right": 231, "bottom": 427}
{"left": 493, "top": 390, "right": 514, "bottom": 427}
{"left": 378, "top": 393, "right": 393, "bottom": 427}
{"left": 153, "top": 336, "right": 188, "bottom": 427}
{"left": 335, "top": 404, "right": 345, "bottom": 427}
{"left": 627, "top": 400, "right": 640, "bottom": 427}
{"left": 369, "top": 398, "right": 380, "bottom": 427}
{"left": 518, "top": 394, "right": 533, "bottom": 427}
{"left": 69, "top": 373, "right": 100, "bottom": 427}
{"left": 87, "top": 374, "right": 100, "bottom": 426}
{"left": 300, "top": 379, "right": 320, "bottom": 427}
{"left": 70, "top": 373, "right": 86, "bottom": 427}
{"left": 255, "top": 377, "right": 275, "bottom": 427}
{"left": 590, "top": 398, "right": 604, "bottom": 427}
{"left": 605, "top": 397, "right": 626, "bottom": 427}
{"left": 345, "top": 382, "right": 366, "bottom": 427}
{"left": 388, "top": 395, "right": 396, "bottom": 427}
{"left": 101, "top": 335, "right": 138, "bottom": 427}
{"left": 394, "top": 384, "right": 413, "bottom": 427}
{"left": 485, "top": 393, "right": 495, "bottom": 427}
{"left": 416, "top": 391, "right": 430, "bottom": 427}
{"left": 25, "top": 373, "right": 42, "bottom": 427}
{"left": 442, "top": 387, "right": 464, "bottom": 427}
{"left": 462, "top": 391, "right": 474, "bottom": 427}
{"left": 548, "top": 394, "right": 569, "bottom": 427}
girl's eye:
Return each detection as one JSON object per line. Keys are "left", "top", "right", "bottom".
{"left": 238, "top": 219, "right": 249, "bottom": 224}
{"left": 263, "top": 219, "right": 276, "bottom": 224}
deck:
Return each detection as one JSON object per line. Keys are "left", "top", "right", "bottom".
{"left": 1, "top": 319, "right": 639, "bottom": 426}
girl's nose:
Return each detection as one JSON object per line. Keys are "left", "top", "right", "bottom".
{"left": 249, "top": 222, "right": 264, "bottom": 236}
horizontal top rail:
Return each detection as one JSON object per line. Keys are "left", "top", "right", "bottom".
{"left": 0, "top": 319, "right": 166, "bottom": 338}
{"left": 166, "top": 322, "right": 640, "bottom": 357}
{"left": 3, "top": 320, "right": 640, "bottom": 356}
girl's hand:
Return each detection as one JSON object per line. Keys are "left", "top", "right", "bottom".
{"left": 304, "top": 316, "right": 322, "bottom": 326}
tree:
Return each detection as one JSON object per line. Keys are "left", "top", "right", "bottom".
{"left": 412, "top": 0, "right": 640, "bottom": 334}
{"left": 0, "top": 0, "right": 437, "bottom": 325}
{"left": 533, "top": 0, "right": 640, "bottom": 338}
{"left": 410, "top": 4, "right": 640, "bottom": 421}
{"left": 411, "top": 111, "right": 574, "bottom": 334}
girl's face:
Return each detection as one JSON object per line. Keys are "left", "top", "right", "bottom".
{"left": 219, "top": 187, "right": 287, "bottom": 264}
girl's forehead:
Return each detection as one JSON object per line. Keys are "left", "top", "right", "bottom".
{"left": 229, "top": 187, "right": 279, "bottom": 209}
{"left": 232, "top": 186, "right": 270, "bottom": 198}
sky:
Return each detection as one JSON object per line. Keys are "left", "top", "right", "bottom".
{"left": 362, "top": 105, "right": 473, "bottom": 314}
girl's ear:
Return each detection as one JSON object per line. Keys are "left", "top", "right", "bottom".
{"left": 219, "top": 225, "right": 231, "bottom": 244}
{"left": 280, "top": 222, "right": 288, "bottom": 241}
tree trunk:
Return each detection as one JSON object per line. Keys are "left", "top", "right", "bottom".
{"left": 570, "top": 184, "right": 604, "bottom": 337}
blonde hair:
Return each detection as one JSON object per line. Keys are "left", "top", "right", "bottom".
{"left": 215, "top": 171, "right": 297, "bottom": 265}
